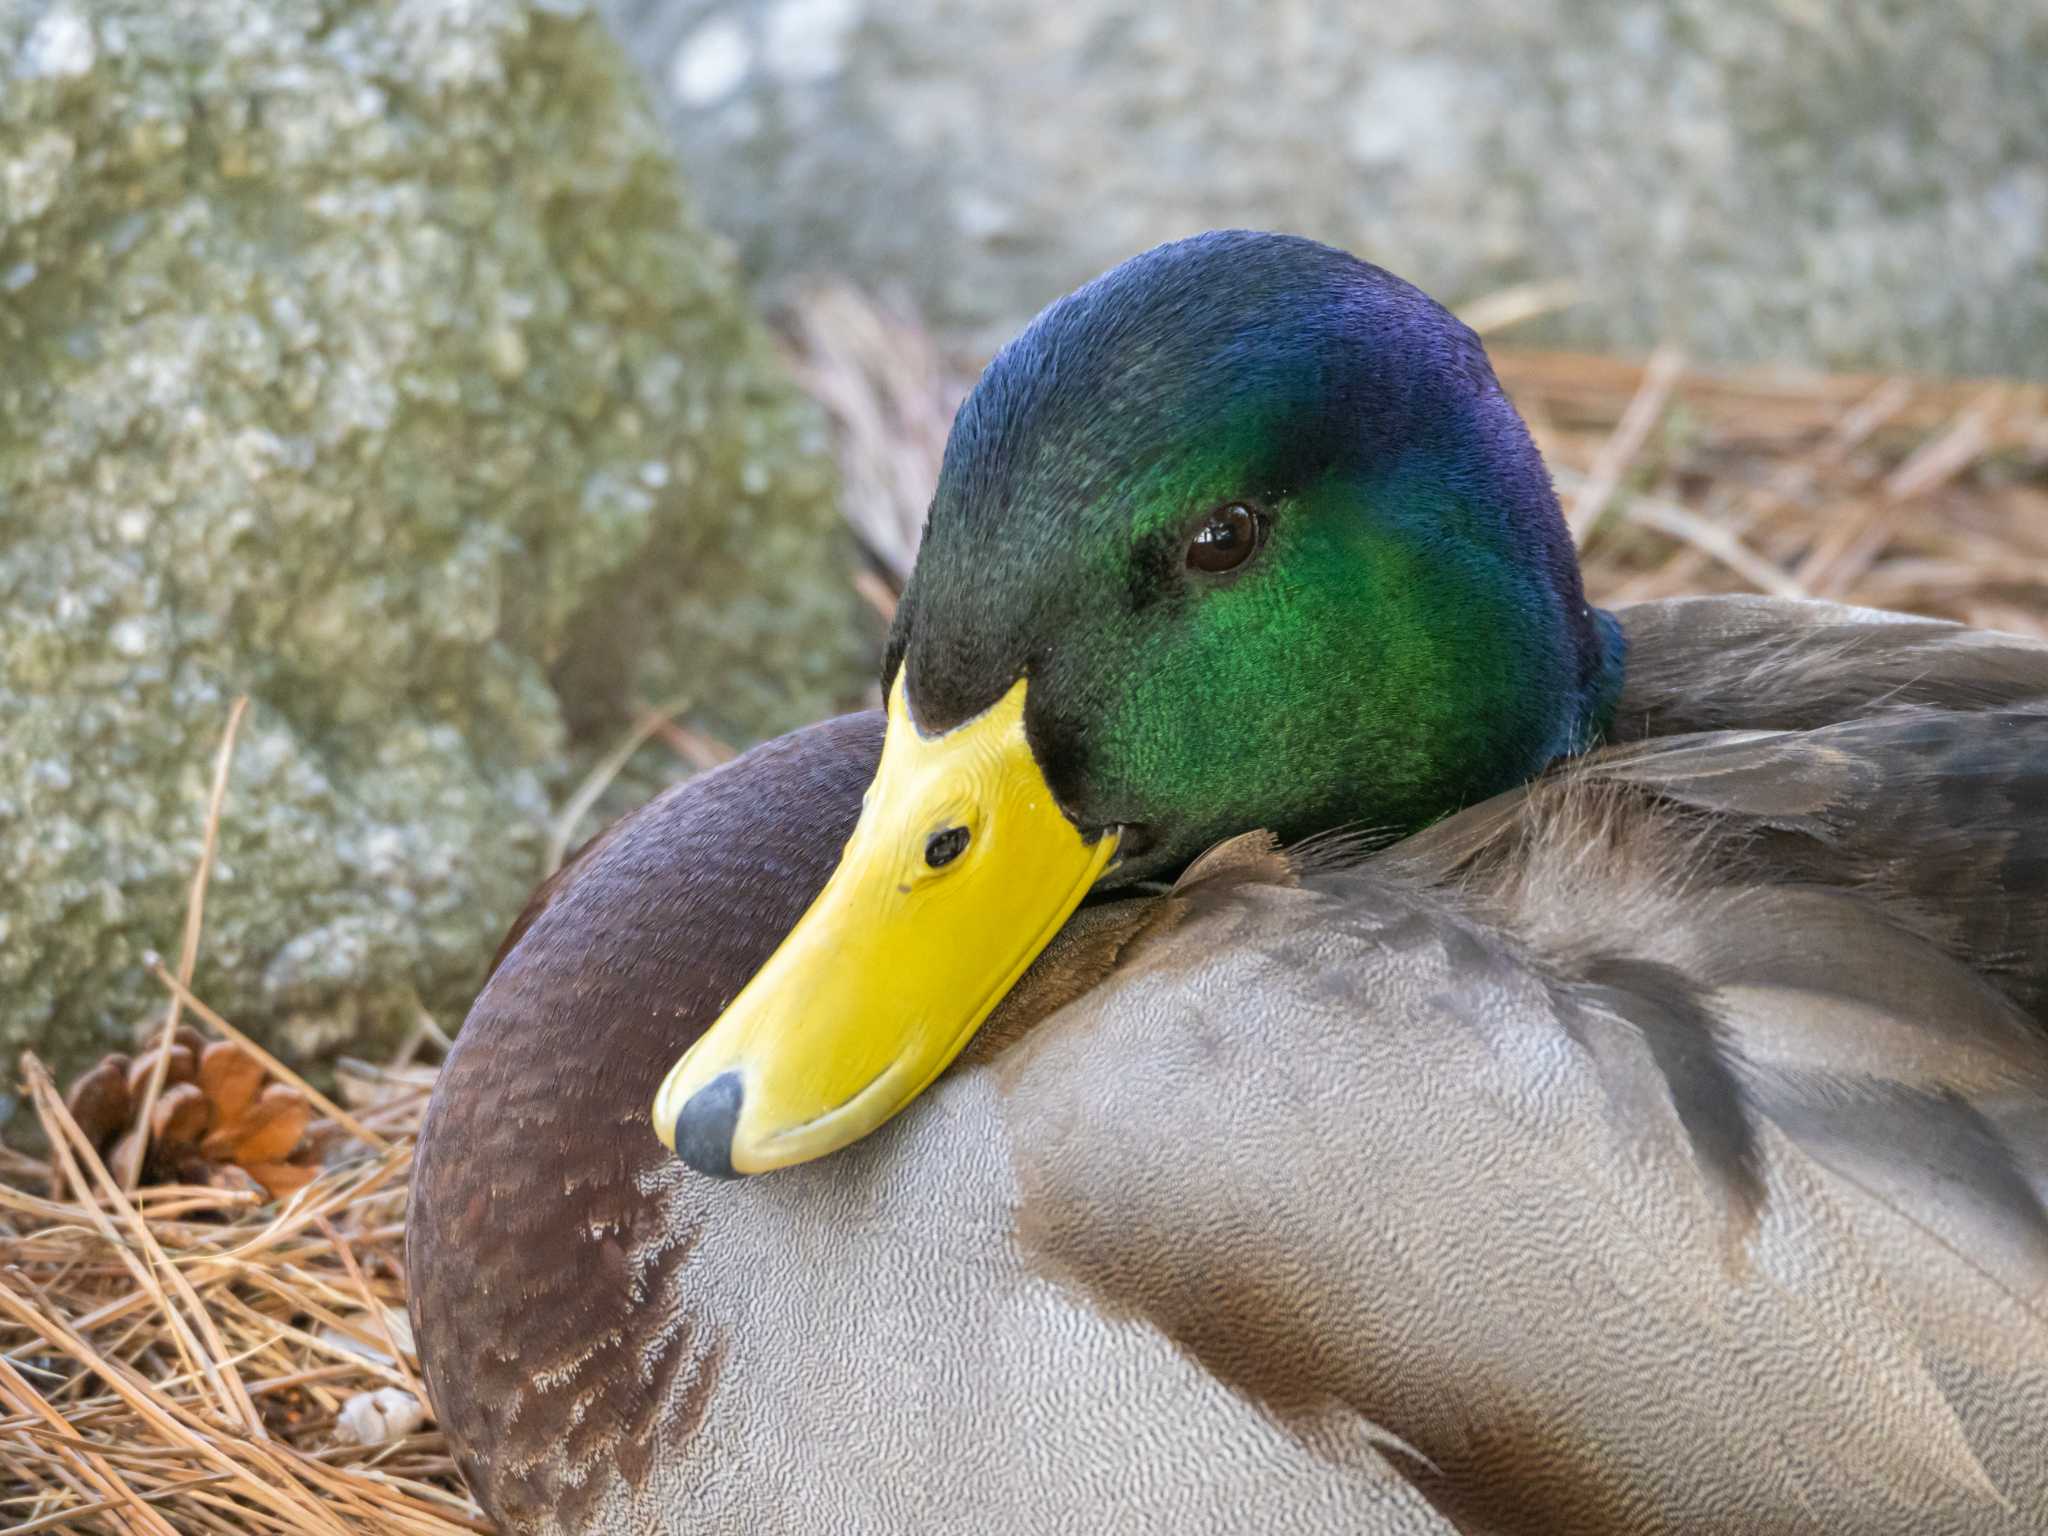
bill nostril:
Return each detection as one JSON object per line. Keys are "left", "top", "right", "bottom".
{"left": 673, "top": 1071, "right": 745, "bottom": 1179}
{"left": 924, "top": 825, "right": 971, "bottom": 868}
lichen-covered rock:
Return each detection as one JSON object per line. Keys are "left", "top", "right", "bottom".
{"left": 0, "top": 0, "right": 870, "bottom": 1105}
{"left": 611, "top": 0, "right": 2048, "bottom": 376}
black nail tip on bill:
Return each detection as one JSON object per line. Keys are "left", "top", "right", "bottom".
{"left": 673, "top": 1070, "right": 745, "bottom": 1180}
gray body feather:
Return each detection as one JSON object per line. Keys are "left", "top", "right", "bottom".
{"left": 410, "top": 596, "right": 2048, "bottom": 1534}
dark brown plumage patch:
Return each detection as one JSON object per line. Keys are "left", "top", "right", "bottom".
{"left": 407, "top": 713, "right": 883, "bottom": 1532}
{"left": 482, "top": 814, "right": 633, "bottom": 982}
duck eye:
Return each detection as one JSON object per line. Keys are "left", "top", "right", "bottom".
{"left": 1185, "top": 504, "right": 1262, "bottom": 575}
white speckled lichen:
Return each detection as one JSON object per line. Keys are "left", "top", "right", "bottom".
{"left": 0, "top": 0, "right": 869, "bottom": 1104}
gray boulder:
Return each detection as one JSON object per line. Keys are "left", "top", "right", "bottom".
{"left": 0, "top": 0, "right": 870, "bottom": 1102}
{"left": 609, "top": 0, "right": 2048, "bottom": 376}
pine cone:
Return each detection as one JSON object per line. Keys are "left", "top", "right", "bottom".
{"left": 62, "top": 1026, "right": 320, "bottom": 1200}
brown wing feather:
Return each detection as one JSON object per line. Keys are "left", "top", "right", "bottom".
{"left": 1380, "top": 601, "right": 2048, "bottom": 1283}
{"left": 1014, "top": 748, "right": 2048, "bottom": 1532}
{"left": 1610, "top": 593, "right": 2048, "bottom": 740}
{"left": 1593, "top": 712, "right": 2048, "bottom": 1024}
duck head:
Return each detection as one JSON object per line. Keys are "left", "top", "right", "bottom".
{"left": 656, "top": 230, "right": 1625, "bottom": 1176}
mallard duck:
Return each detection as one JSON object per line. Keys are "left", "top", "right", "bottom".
{"left": 407, "top": 231, "right": 2048, "bottom": 1535}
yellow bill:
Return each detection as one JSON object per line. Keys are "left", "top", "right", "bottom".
{"left": 653, "top": 672, "right": 1118, "bottom": 1176}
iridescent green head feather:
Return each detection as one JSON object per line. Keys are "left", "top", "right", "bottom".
{"left": 886, "top": 228, "right": 1624, "bottom": 880}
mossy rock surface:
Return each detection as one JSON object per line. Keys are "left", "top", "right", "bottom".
{"left": 0, "top": 0, "right": 870, "bottom": 1107}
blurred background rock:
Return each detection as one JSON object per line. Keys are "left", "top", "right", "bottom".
{"left": 610, "top": 0, "right": 2048, "bottom": 376}
{"left": 0, "top": 0, "right": 870, "bottom": 1099}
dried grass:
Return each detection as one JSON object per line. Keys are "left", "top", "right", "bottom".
{"left": 2, "top": 709, "right": 481, "bottom": 1535}
{"left": 6, "top": 284, "right": 2046, "bottom": 1536}
{"left": 787, "top": 281, "right": 2048, "bottom": 641}
{"left": 0, "top": 1057, "right": 474, "bottom": 1536}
